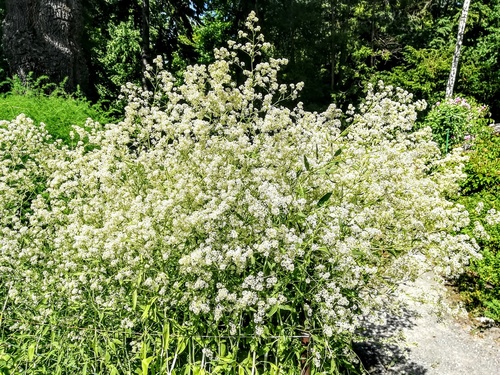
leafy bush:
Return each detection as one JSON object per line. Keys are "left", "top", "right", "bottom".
{"left": 456, "top": 192, "right": 500, "bottom": 321}
{"left": 418, "top": 96, "right": 489, "bottom": 153}
{"left": 0, "top": 13, "right": 479, "bottom": 374}
{"left": 462, "top": 126, "right": 500, "bottom": 195}
{"left": 418, "top": 95, "right": 500, "bottom": 323}
{"left": 0, "top": 75, "right": 115, "bottom": 145}
{"left": 456, "top": 125, "right": 500, "bottom": 322}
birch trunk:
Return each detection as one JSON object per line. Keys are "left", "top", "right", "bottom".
{"left": 446, "top": 0, "right": 471, "bottom": 98}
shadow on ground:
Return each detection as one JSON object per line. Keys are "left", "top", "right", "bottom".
{"left": 353, "top": 307, "right": 428, "bottom": 374}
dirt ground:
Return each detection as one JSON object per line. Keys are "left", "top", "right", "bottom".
{"left": 355, "top": 272, "right": 500, "bottom": 375}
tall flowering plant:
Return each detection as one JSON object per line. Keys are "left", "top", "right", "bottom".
{"left": 0, "top": 13, "right": 479, "bottom": 374}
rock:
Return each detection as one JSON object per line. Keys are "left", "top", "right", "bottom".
{"left": 474, "top": 316, "right": 496, "bottom": 328}
{"left": 489, "top": 123, "right": 500, "bottom": 134}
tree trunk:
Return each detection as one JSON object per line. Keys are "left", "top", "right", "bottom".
{"left": 140, "top": 0, "right": 150, "bottom": 90}
{"left": 446, "top": 0, "right": 471, "bottom": 98}
{"left": 2, "top": 0, "right": 88, "bottom": 93}
{"left": 330, "top": 0, "right": 336, "bottom": 91}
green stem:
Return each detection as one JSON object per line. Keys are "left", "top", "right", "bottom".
{"left": 445, "top": 128, "right": 450, "bottom": 154}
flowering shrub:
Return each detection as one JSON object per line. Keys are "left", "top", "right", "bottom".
{"left": 419, "top": 97, "right": 489, "bottom": 153}
{"left": 0, "top": 13, "right": 479, "bottom": 374}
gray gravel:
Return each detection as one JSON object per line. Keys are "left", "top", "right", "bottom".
{"left": 355, "top": 272, "right": 500, "bottom": 374}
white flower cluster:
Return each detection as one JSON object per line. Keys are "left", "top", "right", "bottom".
{"left": 0, "top": 12, "right": 479, "bottom": 365}
{"left": 485, "top": 208, "right": 500, "bottom": 226}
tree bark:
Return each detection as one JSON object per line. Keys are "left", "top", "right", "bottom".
{"left": 446, "top": 0, "right": 471, "bottom": 98}
{"left": 330, "top": 0, "right": 336, "bottom": 91}
{"left": 2, "top": 0, "right": 88, "bottom": 92}
{"left": 140, "top": 0, "right": 150, "bottom": 90}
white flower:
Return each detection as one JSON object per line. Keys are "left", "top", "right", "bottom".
{"left": 0, "top": 14, "right": 479, "bottom": 370}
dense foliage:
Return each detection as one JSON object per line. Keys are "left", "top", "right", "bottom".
{"left": 0, "top": 76, "right": 115, "bottom": 144}
{"left": 417, "top": 96, "right": 489, "bottom": 153}
{"left": 456, "top": 123, "right": 500, "bottom": 322}
{"left": 462, "top": 126, "right": 500, "bottom": 195}
{"left": 2, "top": 1, "right": 500, "bottom": 117}
{"left": 416, "top": 95, "right": 500, "bottom": 322}
{"left": 458, "top": 191, "right": 500, "bottom": 322}
{"left": 0, "top": 17, "right": 482, "bottom": 373}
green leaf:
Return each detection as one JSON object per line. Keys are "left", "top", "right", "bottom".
{"left": 303, "top": 155, "right": 310, "bottom": 171}
{"left": 317, "top": 192, "right": 332, "bottom": 207}
{"left": 334, "top": 148, "right": 342, "bottom": 157}
{"left": 386, "top": 248, "right": 399, "bottom": 257}
{"left": 132, "top": 289, "right": 138, "bottom": 310}
{"left": 277, "top": 304, "right": 295, "bottom": 312}
{"left": 141, "top": 296, "right": 159, "bottom": 321}
{"left": 212, "top": 365, "right": 231, "bottom": 373}
{"left": 141, "top": 356, "right": 155, "bottom": 375}
{"left": 266, "top": 305, "right": 279, "bottom": 318}
{"left": 219, "top": 342, "right": 227, "bottom": 357}
{"left": 176, "top": 337, "right": 189, "bottom": 355}
{"left": 162, "top": 322, "right": 170, "bottom": 348}
{"left": 27, "top": 343, "right": 35, "bottom": 362}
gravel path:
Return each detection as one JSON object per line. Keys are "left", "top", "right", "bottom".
{"left": 355, "top": 272, "right": 500, "bottom": 374}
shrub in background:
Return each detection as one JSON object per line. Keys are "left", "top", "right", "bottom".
{"left": 462, "top": 125, "right": 500, "bottom": 195}
{"left": 423, "top": 90, "right": 500, "bottom": 324}
{"left": 0, "top": 13, "right": 479, "bottom": 374}
{"left": 0, "top": 75, "right": 115, "bottom": 145}
{"left": 418, "top": 96, "right": 489, "bottom": 153}
{"left": 457, "top": 193, "right": 500, "bottom": 322}
{"left": 456, "top": 123, "right": 500, "bottom": 322}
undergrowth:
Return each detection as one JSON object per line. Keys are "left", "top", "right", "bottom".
{"left": 0, "top": 75, "right": 116, "bottom": 145}
{"left": 457, "top": 127, "right": 500, "bottom": 322}
{"left": 419, "top": 97, "right": 500, "bottom": 323}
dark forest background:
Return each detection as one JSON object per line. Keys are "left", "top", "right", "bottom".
{"left": 1, "top": 0, "right": 500, "bottom": 118}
